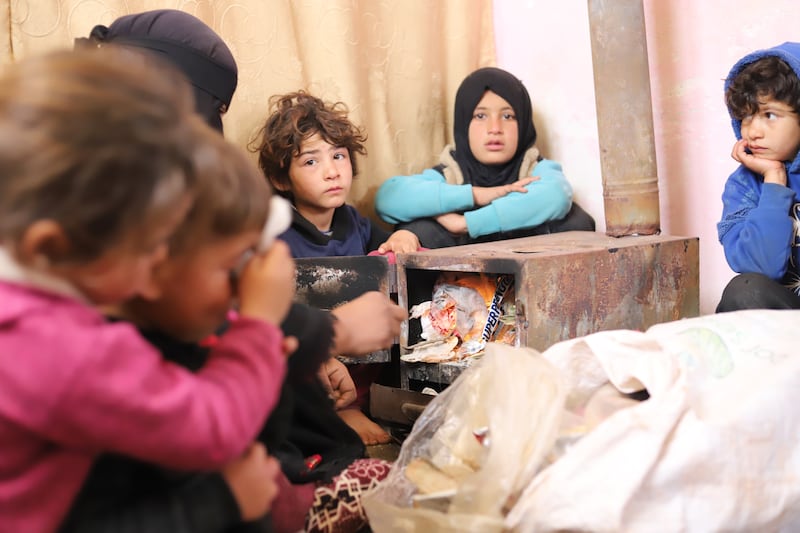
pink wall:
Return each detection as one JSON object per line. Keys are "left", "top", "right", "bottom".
{"left": 494, "top": 0, "right": 800, "bottom": 315}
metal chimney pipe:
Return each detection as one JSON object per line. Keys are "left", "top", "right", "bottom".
{"left": 587, "top": 0, "right": 660, "bottom": 236}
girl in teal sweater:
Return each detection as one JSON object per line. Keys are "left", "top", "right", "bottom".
{"left": 375, "top": 67, "right": 594, "bottom": 248}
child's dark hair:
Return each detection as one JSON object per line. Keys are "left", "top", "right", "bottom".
{"left": 253, "top": 91, "right": 367, "bottom": 194}
{"left": 0, "top": 47, "right": 198, "bottom": 262}
{"left": 169, "top": 124, "right": 272, "bottom": 254}
{"left": 726, "top": 56, "right": 800, "bottom": 120}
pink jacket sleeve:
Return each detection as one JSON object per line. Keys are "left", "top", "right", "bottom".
{"left": 22, "top": 316, "right": 286, "bottom": 470}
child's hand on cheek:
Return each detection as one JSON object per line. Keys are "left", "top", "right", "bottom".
{"left": 377, "top": 229, "right": 420, "bottom": 254}
{"left": 238, "top": 240, "right": 296, "bottom": 326}
{"left": 732, "top": 139, "right": 787, "bottom": 185}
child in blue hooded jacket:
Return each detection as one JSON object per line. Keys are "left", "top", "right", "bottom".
{"left": 717, "top": 42, "right": 800, "bottom": 311}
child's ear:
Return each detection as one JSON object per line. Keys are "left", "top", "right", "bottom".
{"left": 18, "top": 220, "right": 71, "bottom": 267}
{"left": 272, "top": 177, "right": 292, "bottom": 193}
{"left": 136, "top": 275, "right": 164, "bottom": 301}
{"left": 137, "top": 260, "right": 172, "bottom": 301}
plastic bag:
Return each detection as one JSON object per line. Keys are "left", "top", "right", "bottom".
{"left": 508, "top": 309, "right": 800, "bottom": 532}
{"left": 363, "top": 343, "right": 565, "bottom": 532}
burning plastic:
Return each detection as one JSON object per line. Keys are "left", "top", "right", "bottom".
{"left": 404, "top": 273, "right": 517, "bottom": 363}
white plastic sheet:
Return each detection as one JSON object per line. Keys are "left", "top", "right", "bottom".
{"left": 510, "top": 309, "right": 800, "bottom": 532}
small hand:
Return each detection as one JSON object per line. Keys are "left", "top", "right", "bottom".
{"left": 435, "top": 212, "right": 467, "bottom": 234}
{"left": 331, "top": 292, "right": 407, "bottom": 355}
{"left": 377, "top": 229, "right": 420, "bottom": 254}
{"left": 472, "top": 176, "right": 537, "bottom": 206}
{"left": 238, "top": 240, "right": 296, "bottom": 326}
{"left": 317, "top": 358, "right": 357, "bottom": 409}
{"left": 221, "top": 443, "right": 281, "bottom": 522}
{"left": 731, "top": 139, "right": 787, "bottom": 185}
{"left": 282, "top": 335, "right": 298, "bottom": 359}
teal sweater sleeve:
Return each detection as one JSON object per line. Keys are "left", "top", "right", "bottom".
{"left": 464, "top": 159, "right": 573, "bottom": 237}
{"left": 375, "top": 168, "right": 475, "bottom": 224}
{"left": 375, "top": 159, "right": 573, "bottom": 237}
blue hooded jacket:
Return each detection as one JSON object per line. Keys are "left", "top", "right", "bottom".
{"left": 718, "top": 42, "right": 800, "bottom": 289}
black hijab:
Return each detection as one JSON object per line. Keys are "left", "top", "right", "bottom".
{"left": 451, "top": 67, "right": 537, "bottom": 187}
{"left": 78, "top": 9, "right": 237, "bottom": 133}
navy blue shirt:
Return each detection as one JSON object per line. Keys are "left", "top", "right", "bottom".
{"left": 279, "top": 204, "right": 390, "bottom": 258}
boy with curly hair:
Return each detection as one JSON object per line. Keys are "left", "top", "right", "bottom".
{"left": 254, "top": 91, "right": 420, "bottom": 446}
{"left": 255, "top": 91, "right": 419, "bottom": 258}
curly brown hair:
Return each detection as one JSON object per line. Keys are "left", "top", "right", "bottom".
{"left": 252, "top": 91, "right": 367, "bottom": 196}
{"left": 726, "top": 56, "right": 800, "bottom": 121}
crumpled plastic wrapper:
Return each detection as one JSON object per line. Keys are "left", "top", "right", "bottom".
{"left": 403, "top": 273, "right": 516, "bottom": 363}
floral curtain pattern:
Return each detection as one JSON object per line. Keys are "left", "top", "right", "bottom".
{"left": 3, "top": 0, "right": 496, "bottom": 217}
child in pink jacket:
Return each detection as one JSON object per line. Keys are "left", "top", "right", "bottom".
{"left": 0, "top": 47, "right": 295, "bottom": 532}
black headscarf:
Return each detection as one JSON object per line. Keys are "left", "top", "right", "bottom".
{"left": 77, "top": 9, "right": 237, "bottom": 132}
{"left": 451, "top": 67, "right": 537, "bottom": 187}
